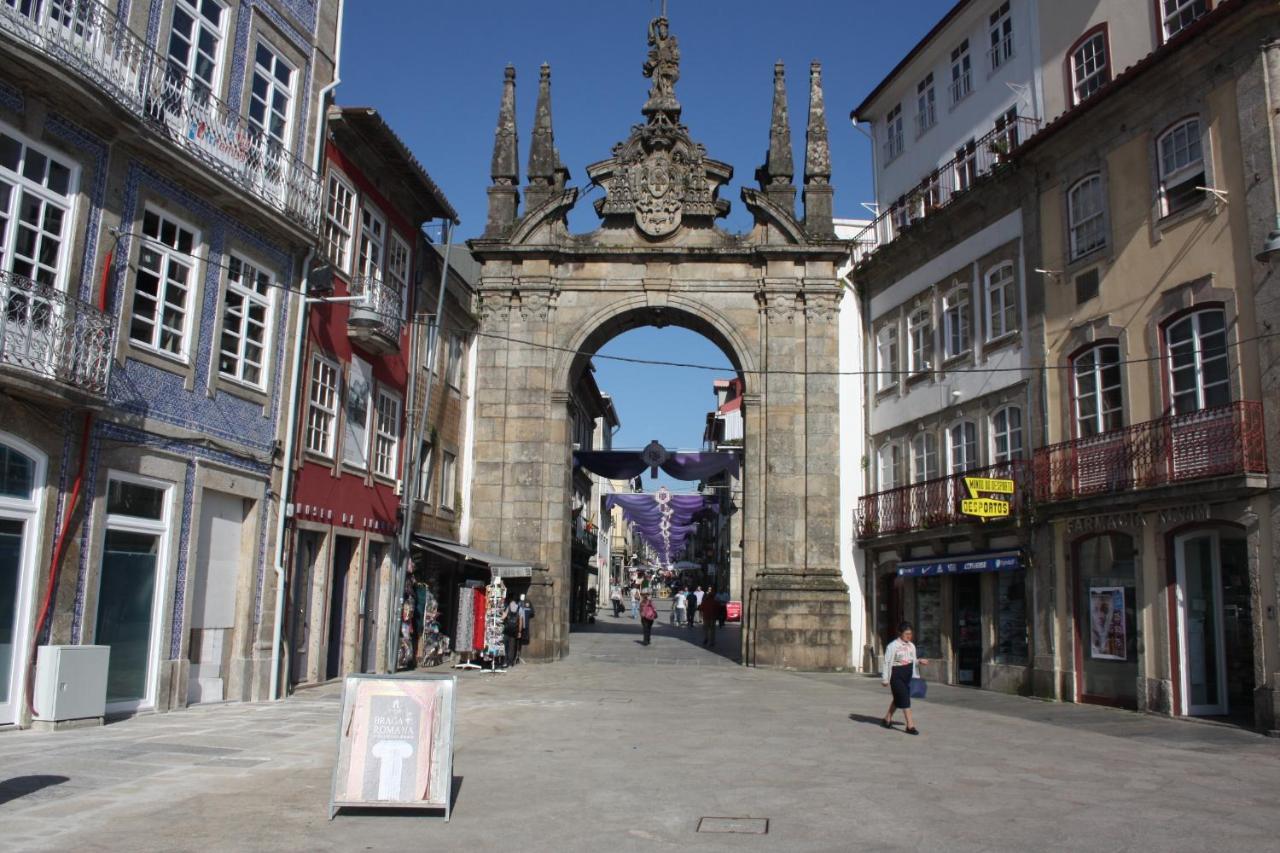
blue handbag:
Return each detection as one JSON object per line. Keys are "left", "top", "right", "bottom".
{"left": 909, "top": 677, "right": 927, "bottom": 699}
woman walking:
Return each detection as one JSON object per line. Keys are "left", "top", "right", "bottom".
{"left": 639, "top": 592, "right": 658, "bottom": 645}
{"left": 882, "top": 622, "right": 928, "bottom": 735}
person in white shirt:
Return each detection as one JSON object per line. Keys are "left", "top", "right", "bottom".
{"left": 673, "top": 589, "right": 687, "bottom": 626}
{"left": 881, "top": 621, "right": 929, "bottom": 735}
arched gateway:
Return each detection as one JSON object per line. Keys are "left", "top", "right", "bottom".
{"left": 466, "top": 11, "right": 851, "bottom": 670}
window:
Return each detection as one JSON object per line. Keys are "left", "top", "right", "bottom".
{"left": 890, "top": 199, "right": 910, "bottom": 235}
{"left": 1162, "top": 0, "right": 1209, "bottom": 40}
{"left": 877, "top": 442, "right": 902, "bottom": 490}
{"left": 372, "top": 388, "right": 401, "bottom": 478}
{"left": 911, "top": 432, "right": 939, "bottom": 482}
{"left": 955, "top": 139, "right": 977, "bottom": 192}
{"left": 0, "top": 441, "right": 35, "bottom": 499}
{"left": 218, "top": 255, "right": 272, "bottom": 387}
{"left": 991, "top": 406, "right": 1023, "bottom": 462}
{"left": 996, "top": 571, "right": 1028, "bottom": 664}
{"left": 907, "top": 307, "right": 933, "bottom": 374}
{"left": 948, "top": 421, "right": 978, "bottom": 473}
{"left": 323, "top": 174, "right": 356, "bottom": 272}
{"left": 446, "top": 333, "right": 464, "bottom": 389}
{"left": 994, "top": 107, "right": 1021, "bottom": 153}
{"left": 942, "top": 288, "right": 970, "bottom": 359}
{"left": 418, "top": 442, "right": 435, "bottom": 502}
{"left": 387, "top": 233, "right": 410, "bottom": 311}
{"left": 950, "top": 40, "right": 972, "bottom": 104}
{"left": 915, "top": 75, "right": 936, "bottom": 136}
{"left": 248, "top": 41, "right": 294, "bottom": 149}
{"left": 876, "top": 323, "right": 899, "bottom": 390}
{"left": 989, "top": 1, "right": 1013, "bottom": 71}
{"left": 1073, "top": 343, "right": 1123, "bottom": 437}
{"left": 885, "top": 104, "right": 904, "bottom": 161}
{"left": 1166, "top": 309, "right": 1229, "bottom": 415}
{"left": 1157, "top": 118, "right": 1205, "bottom": 216}
{"left": 1068, "top": 174, "right": 1107, "bottom": 259}
{"left": 0, "top": 129, "right": 75, "bottom": 286}
{"left": 129, "top": 208, "right": 197, "bottom": 358}
{"left": 439, "top": 450, "right": 457, "bottom": 510}
{"left": 305, "top": 353, "right": 340, "bottom": 456}
{"left": 914, "top": 577, "right": 942, "bottom": 659}
{"left": 920, "top": 171, "right": 942, "bottom": 213}
{"left": 358, "top": 205, "right": 385, "bottom": 279}
{"left": 1071, "top": 30, "right": 1110, "bottom": 105}
{"left": 165, "top": 0, "right": 226, "bottom": 102}
{"left": 985, "top": 263, "right": 1017, "bottom": 339}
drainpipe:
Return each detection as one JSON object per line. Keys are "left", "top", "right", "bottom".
{"left": 269, "top": 0, "right": 345, "bottom": 703}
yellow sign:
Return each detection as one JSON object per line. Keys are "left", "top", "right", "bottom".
{"left": 964, "top": 477, "right": 1015, "bottom": 497}
{"left": 961, "top": 498, "right": 1011, "bottom": 519}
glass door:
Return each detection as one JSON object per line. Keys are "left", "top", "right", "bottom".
{"left": 0, "top": 517, "right": 28, "bottom": 726}
{"left": 1175, "top": 531, "right": 1228, "bottom": 716}
{"left": 0, "top": 438, "right": 42, "bottom": 727}
{"left": 360, "top": 541, "right": 385, "bottom": 673}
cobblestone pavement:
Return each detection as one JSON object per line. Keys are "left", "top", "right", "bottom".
{"left": 2, "top": 607, "right": 1279, "bottom": 852}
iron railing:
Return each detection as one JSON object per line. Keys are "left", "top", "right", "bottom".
{"left": 1033, "top": 401, "right": 1267, "bottom": 503}
{"left": 347, "top": 275, "right": 403, "bottom": 343}
{"left": 0, "top": 271, "right": 113, "bottom": 399}
{"left": 856, "top": 116, "right": 1040, "bottom": 249}
{"left": 856, "top": 460, "right": 1030, "bottom": 539}
{"left": 0, "top": 0, "right": 322, "bottom": 233}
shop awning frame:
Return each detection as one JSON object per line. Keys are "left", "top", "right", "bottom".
{"left": 413, "top": 534, "right": 535, "bottom": 578}
{"left": 896, "top": 551, "right": 1023, "bottom": 578}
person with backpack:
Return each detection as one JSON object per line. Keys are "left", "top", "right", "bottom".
{"left": 502, "top": 600, "right": 523, "bottom": 667}
{"left": 639, "top": 592, "right": 658, "bottom": 645}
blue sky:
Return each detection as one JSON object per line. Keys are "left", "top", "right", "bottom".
{"left": 340, "top": 1, "right": 956, "bottom": 491}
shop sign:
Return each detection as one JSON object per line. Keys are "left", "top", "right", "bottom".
{"left": 960, "top": 476, "right": 1015, "bottom": 520}
{"left": 897, "top": 552, "right": 1022, "bottom": 577}
{"left": 725, "top": 600, "right": 742, "bottom": 622}
{"left": 1066, "top": 513, "right": 1145, "bottom": 536}
{"left": 960, "top": 498, "right": 1010, "bottom": 519}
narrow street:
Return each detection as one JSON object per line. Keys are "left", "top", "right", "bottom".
{"left": 3, "top": 601, "right": 1278, "bottom": 852}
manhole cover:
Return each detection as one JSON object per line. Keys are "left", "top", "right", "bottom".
{"left": 697, "top": 817, "right": 769, "bottom": 835}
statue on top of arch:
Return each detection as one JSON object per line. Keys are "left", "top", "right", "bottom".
{"left": 642, "top": 13, "right": 681, "bottom": 119}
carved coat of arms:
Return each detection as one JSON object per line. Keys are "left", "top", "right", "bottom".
{"left": 628, "top": 149, "right": 686, "bottom": 238}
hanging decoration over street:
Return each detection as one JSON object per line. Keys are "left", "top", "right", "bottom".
{"left": 606, "top": 488, "right": 718, "bottom": 565}
{"left": 575, "top": 440, "right": 740, "bottom": 482}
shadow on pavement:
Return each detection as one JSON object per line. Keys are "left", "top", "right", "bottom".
{"left": 847, "top": 713, "right": 889, "bottom": 728}
{"left": 0, "top": 775, "right": 69, "bottom": 806}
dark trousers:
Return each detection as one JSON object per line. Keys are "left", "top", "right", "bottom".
{"left": 504, "top": 634, "right": 518, "bottom": 665}
{"left": 641, "top": 618, "right": 654, "bottom": 645}
{"left": 612, "top": 600, "right": 622, "bottom": 617}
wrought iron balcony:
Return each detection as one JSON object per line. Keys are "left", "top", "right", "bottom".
{"left": 856, "top": 460, "right": 1030, "bottom": 540}
{"left": 1, "top": 271, "right": 113, "bottom": 402}
{"left": 0, "top": 0, "right": 322, "bottom": 233}
{"left": 346, "top": 275, "right": 403, "bottom": 354}
{"left": 1033, "top": 401, "right": 1267, "bottom": 504}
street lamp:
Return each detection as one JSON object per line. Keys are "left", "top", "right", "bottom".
{"left": 1257, "top": 215, "right": 1280, "bottom": 265}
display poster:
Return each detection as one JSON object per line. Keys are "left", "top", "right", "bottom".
{"left": 725, "top": 601, "right": 742, "bottom": 622}
{"left": 914, "top": 578, "right": 943, "bottom": 659}
{"left": 330, "top": 673, "right": 456, "bottom": 820}
{"left": 1088, "top": 586, "right": 1127, "bottom": 660}
{"left": 342, "top": 355, "right": 372, "bottom": 470}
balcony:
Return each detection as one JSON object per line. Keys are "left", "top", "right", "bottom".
{"left": 1034, "top": 402, "right": 1267, "bottom": 504}
{"left": 856, "top": 460, "right": 1031, "bottom": 540}
{"left": 0, "top": 0, "right": 322, "bottom": 233}
{"left": 857, "top": 116, "right": 1040, "bottom": 249}
{"left": 346, "top": 275, "right": 403, "bottom": 354}
{"left": 1, "top": 271, "right": 113, "bottom": 404}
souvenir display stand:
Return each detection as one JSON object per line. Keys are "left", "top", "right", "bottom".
{"left": 481, "top": 577, "right": 508, "bottom": 673}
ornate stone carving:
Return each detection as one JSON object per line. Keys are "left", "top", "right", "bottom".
{"left": 804, "top": 291, "right": 840, "bottom": 323}
{"left": 642, "top": 15, "right": 680, "bottom": 118}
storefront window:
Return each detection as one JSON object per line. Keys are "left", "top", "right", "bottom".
{"left": 995, "top": 572, "right": 1028, "bottom": 664}
{"left": 914, "top": 577, "right": 942, "bottom": 659}
{"left": 1076, "top": 532, "right": 1138, "bottom": 707}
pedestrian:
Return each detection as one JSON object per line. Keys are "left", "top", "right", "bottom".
{"left": 629, "top": 586, "right": 640, "bottom": 619}
{"left": 673, "top": 588, "right": 687, "bottom": 627}
{"left": 516, "top": 594, "right": 534, "bottom": 663}
{"left": 700, "top": 585, "right": 719, "bottom": 647}
{"left": 610, "top": 586, "right": 623, "bottom": 617}
{"left": 716, "top": 588, "right": 729, "bottom": 628}
{"left": 691, "top": 585, "right": 704, "bottom": 626}
{"left": 502, "top": 600, "right": 523, "bottom": 668}
{"left": 639, "top": 592, "right": 658, "bottom": 646}
{"left": 881, "top": 621, "right": 929, "bottom": 735}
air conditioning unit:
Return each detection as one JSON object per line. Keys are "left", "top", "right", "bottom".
{"left": 33, "top": 645, "right": 110, "bottom": 727}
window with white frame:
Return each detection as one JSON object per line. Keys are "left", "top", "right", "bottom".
{"left": 1071, "top": 31, "right": 1110, "bottom": 105}
{"left": 890, "top": 199, "right": 909, "bottom": 235}
{"left": 323, "top": 173, "right": 355, "bottom": 272}
{"left": 911, "top": 432, "right": 939, "bottom": 482}
{"left": 1166, "top": 308, "right": 1229, "bottom": 415}
{"left": 1157, "top": 118, "right": 1205, "bottom": 216}
{"left": 921, "top": 171, "right": 942, "bottom": 212}
{"left": 907, "top": 306, "right": 933, "bottom": 374}
{"left": 876, "top": 323, "right": 899, "bottom": 390}
{"left": 948, "top": 421, "right": 978, "bottom": 473}
{"left": 985, "top": 262, "right": 1017, "bottom": 339}
{"left": 129, "top": 208, "right": 198, "bottom": 358}
{"left": 248, "top": 41, "right": 294, "bottom": 149}
{"left": 1073, "top": 343, "right": 1123, "bottom": 437}
{"left": 991, "top": 406, "right": 1023, "bottom": 462}
{"left": 955, "top": 139, "right": 977, "bottom": 192}
{"left": 372, "top": 388, "right": 401, "bottom": 478}
{"left": 0, "top": 129, "right": 75, "bottom": 286}
{"left": 358, "top": 205, "right": 385, "bottom": 278}
{"left": 1162, "top": 0, "right": 1209, "bottom": 41}
{"left": 218, "top": 254, "right": 272, "bottom": 387}
{"left": 915, "top": 74, "right": 936, "bottom": 136}
{"left": 387, "top": 232, "right": 410, "bottom": 309}
{"left": 885, "top": 104, "right": 904, "bottom": 161}
{"left": 165, "top": 0, "right": 226, "bottom": 101}
{"left": 950, "top": 40, "right": 972, "bottom": 104}
{"left": 994, "top": 106, "right": 1021, "bottom": 152}
{"left": 989, "top": 1, "right": 1013, "bottom": 71}
{"left": 1068, "top": 173, "right": 1107, "bottom": 259}
{"left": 439, "top": 450, "right": 457, "bottom": 510}
{"left": 305, "top": 353, "right": 340, "bottom": 456}
{"left": 418, "top": 441, "right": 434, "bottom": 502}
{"left": 446, "top": 333, "right": 464, "bottom": 389}
{"left": 877, "top": 441, "right": 902, "bottom": 490}
{"left": 942, "top": 287, "right": 970, "bottom": 359}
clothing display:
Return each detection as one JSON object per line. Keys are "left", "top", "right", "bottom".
{"left": 472, "top": 587, "right": 487, "bottom": 653}
{"left": 455, "top": 586, "right": 476, "bottom": 654}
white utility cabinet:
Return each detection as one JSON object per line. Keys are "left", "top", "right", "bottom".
{"left": 33, "top": 645, "right": 110, "bottom": 723}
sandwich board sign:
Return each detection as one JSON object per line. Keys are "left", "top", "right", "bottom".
{"left": 329, "top": 672, "right": 457, "bottom": 820}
